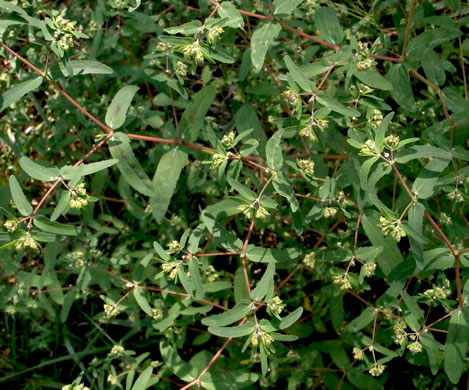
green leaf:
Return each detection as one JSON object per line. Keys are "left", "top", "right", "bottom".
{"left": 444, "top": 309, "right": 469, "bottom": 384}
{"left": 9, "top": 176, "right": 32, "bottom": 216}
{"left": 245, "top": 246, "right": 300, "bottom": 264}
{"left": 63, "top": 60, "right": 113, "bottom": 76}
{"left": 51, "top": 191, "right": 70, "bottom": 221}
{"left": 251, "top": 22, "right": 282, "bottom": 72}
{"left": 420, "top": 332, "right": 443, "bottom": 375}
{"left": 33, "top": 216, "right": 79, "bottom": 236}
{"left": 284, "top": 55, "right": 314, "bottom": 92}
{"left": 188, "top": 258, "right": 204, "bottom": 299}
{"left": 395, "top": 145, "right": 452, "bottom": 163}
{"left": 178, "top": 265, "right": 193, "bottom": 296}
{"left": 235, "top": 104, "right": 267, "bottom": 154}
{"left": 401, "top": 291, "right": 424, "bottom": 331}
{"left": 180, "top": 85, "right": 216, "bottom": 142}
{"left": 105, "top": 85, "right": 139, "bottom": 130}
{"left": 354, "top": 68, "right": 393, "bottom": 91}
{"left": 133, "top": 287, "right": 153, "bottom": 317}
{"left": 359, "top": 156, "right": 379, "bottom": 190}
{"left": 202, "top": 300, "right": 251, "bottom": 327}
{"left": 412, "top": 157, "right": 450, "bottom": 199}
{"left": 343, "top": 307, "right": 375, "bottom": 333}
{"left": 108, "top": 132, "right": 154, "bottom": 196}
{"left": 259, "top": 342, "right": 268, "bottom": 376}
{"left": 386, "top": 64, "right": 416, "bottom": 111}
{"left": 407, "top": 27, "right": 461, "bottom": 62}
{"left": 19, "top": 156, "right": 60, "bottom": 182}
{"left": 0, "top": 76, "right": 43, "bottom": 112}
{"left": 60, "top": 159, "right": 118, "bottom": 180}
{"left": 273, "top": 0, "right": 302, "bottom": 16}
{"left": 227, "top": 178, "right": 257, "bottom": 201}
{"left": 160, "top": 341, "right": 198, "bottom": 382}
{"left": 150, "top": 149, "right": 188, "bottom": 222}
{"left": 278, "top": 307, "right": 303, "bottom": 330}
{"left": 374, "top": 112, "right": 394, "bottom": 153}
{"left": 269, "top": 332, "right": 299, "bottom": 342}
{"left": 208, "top": 323, "right": 255, "bottom": 338}
{"left": 316, "top": 92, "right": 360, "bottom": 117}
{"left": 218, "top": 2, "right": 244, "bottom": 28}
{"left": 272, "top": 171, "right": 299, "bottom": 212}
{"left": 165, "top": 20, "right": 202, "bottom": 35}
{"left": 131, "top": 366, "right": 152, "bottom": 390}
{"left": 314, "top": 7, "right": 344, "bottom": 45}
{"left": 265, "top": 129, "right": 284, "bottom": 171}
{"left": 250, "top": 262, "right": 275, "bottom": 301}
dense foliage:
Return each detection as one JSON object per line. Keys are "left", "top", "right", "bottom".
{"left": 1, "top": 0, "right": 469, "bottom": 389}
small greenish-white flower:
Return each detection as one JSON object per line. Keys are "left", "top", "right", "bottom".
{"left": 352, "top": 347, "right": 364, "bottom": 360}
{"left": 384, "top": 135, "right": 400, "bottom": 149}
{"left": 287, "top": 349, "right": 300, "bottom": 360}
{"left": 14, "top": 232, "right": 40, "bottom": 251}
{"left": 57, "top": 33, "right": 74, "bottom": 51}
{"left": 107, "top": 374, "right": 119, "bottom": 385}
{"left": 358, "top": 83, "right": 374, "bottom": 95}
{"left": 62, "top": 383, "right": 90, "bottom": 390}
{"left": 297, "top": 159, "right": 315, "bottom": 176}
{"left": 183, "top": 40, "right": 204, "bottom": 63}
{"left": 205, "top": 264, "right": 220, "bottom": 282}
{"left": 240, "top": 203, "right": 255, "bottom": 219}
{"left": 167, "top": 240, "right": 182, "bottom": 254}
{"left": 447, "top": 189, "right": 464, "bottom": 202}
{"left": 378, "top": 216, "right": 406, "bottom": 242}
{"left": 282, "top": 89, "right": 299, "bottom": 106}
{"left": 303, "top": 252, "right": 315, "bottom": 269}
{"left": 393, "top": 319, "right": 407, "bottom": 345}
{"left": 250, "top": 332, "right": 259, "bottom": 346}
{"left": 211, "top": 152, "right": 228, "bottom": 169}
{"left": 261, "top": 332, "right": 275, "bottom": 346}
{"left": 362, "top": 261, "right": 376, "bottom": 277}
{"left": 440, "top": 212, "right": 452, "bottom": 225}
{"left": 152, "top": 308, "right": 163, "bottom": 321}
{"left": 175, "top": 61, "right": 188, "bottom": 77}
{"left": 324, "top": 207, "right": 338, "bottom": 218}
{"left": 3, "top": 219, "right": 18, "bottom": 232}
{"left": 221, "top": 131, "right": 236, "bottom": 148}
{"left": 69, "top": 183, "right": 89, "bottom": 209}
{"left": 103, "top": 304, "right": 120, "bottom": 317}
{"left": 150, "top": 360, "right": 160, "bottom": 368}
{"left": 369, "top": 363, "right": 386, "bottom": 377}
{"left": 255, "top": 206, "right": 269, "bottom": 219}
{"left": 313, "top": 118, "right": 329, "bottom": 131}
{"left": 359, "top": 140, "right": 377, "bottom": 156}
{"left": 53, "top": 15, "right": 76, "bottom": 33}
{"left": 267, "top": 296, "right": 286, "bottom": 316}
{"left": 109, "top": 345, "right": 125, "bottom": 356}
{"left": 207, "top": 26, "right": 224, "bottom": 44}
{"left": 298, "top": 125, "right": 318, "bottom": 142}
{"left": 369, "top": 109, "right": 383, "bottom": 129}
{"left": 156, "top": 42, "right": 170, "bottom": 51}
{"left": 407, "top": 341, "right": 423, "bottom": 354}
{"left": 162, "top": 262, "right": 178, "bottom": 279}
{"left": 357, "top": 41, "right": 369, "bottom": 56}
{"left": 332, "top": 274, "right": 352, "bottom": 290}
{"left": 423, "top": 280, "right": 451, "bottom": 301}
{"left": 357, "top": 58, "right": 375, "bottom": 71}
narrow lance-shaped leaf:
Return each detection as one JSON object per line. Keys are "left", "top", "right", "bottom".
{"left": 266, "top": 129, "right": 284, "bottom": 171}
{"left": 208, "top": 323, "right": 255, "bottom": 338}
{"left": 108, "top": 132, "right": 154, "bottom": 196}
{"left": 273, "top": 0, "right": 302, "bottom": 16}
{"left": 250, "top": 262, "right": 275, "bottom": 301}
{"left": 0, "top": 77, "right": 43, "bottom": 112}
{"left": 444, "top": 308, "right": 469, "bottom": 384}
{"left": 133, "top": 287, "right": 153, "bottom": 317}
{"left": 9, "top": 176, "right": 33, "bottom": 216}
{"left": 33, "top": 216, "right": 79, "bottom": 236}
{"left": 188, "top": 258, "right": 204, "bottom": 300}
{"left": 314, "top": 7, "right": 344, "bottom": 45}
{"left": 150, "top": 149, "right": 188, "bottom": 222}
{"left": 284, "top": 55, "right": 314, "bottom": 92}
{"left": 180, "top": 85, "right": 216, "bottom": 142}
{"left": 251, "top": 22, "right": 281, "bottom": 73}
{"left": 131, "top": 366, "right": 153, "bottom": 390}
{"left": 51, "top": 191, "right": 71, "bottom": 221}
{"left": 278, "top": 306, "right": 303, "bottom": 330}
{"left": 202, "top": 300, "right": 252, "bottom": 327}
{"left": 20, "top": 156, "right": 60, "bottom": 182}
{"left": 105, "top": 85, "right": 139, "bottom": 130}
{"left": 316, "top": 92, "right": 360, "bottom": 117}
{"left": 63, "top": 60, "right": 113, "bottom": 76}
{"left": 60, "top": 159, "right": 118, "bottom": 180}
{"left": 177, "top": 266, "right": 193, "bottom": 296}
{"left": 374, "top": 112, "right": 394, "bottom": 154}
{"left": 160, "top": 341, "right": 198, "bottom": 382}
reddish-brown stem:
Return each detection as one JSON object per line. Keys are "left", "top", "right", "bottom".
{"left": 240, "top": 220, "right": 255, "bottom": 294}
{"left": 314, "top": 64, "right": 335, "bottom": 93}
{"left": 400, "top": 0, "right": 416, "bottom": 61}
{"left": 370, "top": 54, "right": 402, "bottom": 63}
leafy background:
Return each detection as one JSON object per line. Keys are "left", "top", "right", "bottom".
{"left": 0, "top": 0, "right": 468, "bottom": 389}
